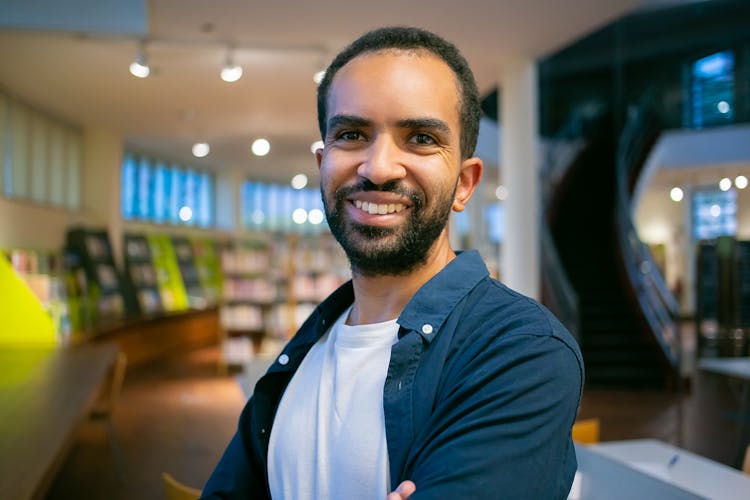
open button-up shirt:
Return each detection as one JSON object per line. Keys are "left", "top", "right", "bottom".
{"left": 203, "top": 250, "right": 584, "bottom": 499}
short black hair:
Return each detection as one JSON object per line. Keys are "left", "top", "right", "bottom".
{"left": 316, "top": 26, "right": 481, "bottom": 160}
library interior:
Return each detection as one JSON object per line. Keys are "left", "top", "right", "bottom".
{"left": 1, "top": 1, "right": 750, "bottom": 498}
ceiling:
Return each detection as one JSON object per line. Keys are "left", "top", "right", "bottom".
{"left": 0, "top": 0, "right": 650, "bottom": 186}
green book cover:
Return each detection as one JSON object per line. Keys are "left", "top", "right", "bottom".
{"left": 146, "top": 235, "right": 189, "bottom": 311}
{"left": 191, "top": 237, "right": 223, "bottom": 304}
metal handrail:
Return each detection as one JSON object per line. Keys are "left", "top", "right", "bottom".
{"left": 541, "top": 221, "right": 580, "bottom": 340}
{"left": 539, "top": 108, "right": 598, "bottom": 342}
{"left": 615, "top": 99, "right": 681, "bottom": 374}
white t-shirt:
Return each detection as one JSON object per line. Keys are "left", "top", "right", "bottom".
{"left": 268, "top": 307, "right": 400, "bottom": 500}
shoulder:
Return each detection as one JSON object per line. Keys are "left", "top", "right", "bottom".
{"left": 456, "top": 276, "right": 583, "bottom": 379}
{"left": 467, "top": 277, "right": 576, "bottom": 339}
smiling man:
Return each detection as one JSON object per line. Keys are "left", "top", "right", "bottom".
{"left": 202, "top": 27, "right": 583, "bottom": 500}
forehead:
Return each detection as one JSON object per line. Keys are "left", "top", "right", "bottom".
{"left": 327, "top": 49, "right": 461, "bottom": 127}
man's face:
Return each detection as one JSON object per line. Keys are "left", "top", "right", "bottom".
{"left": 317, "top": 50, "right": 467, "bottom": 276}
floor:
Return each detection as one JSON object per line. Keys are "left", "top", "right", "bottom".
{"left": 46, "top": 344, "right": 747, "bottom": 499}
{"left": 47, "top": 347, "right": 245, "bottom": 500}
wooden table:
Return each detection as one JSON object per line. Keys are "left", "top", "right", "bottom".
{"left": 0, "top": 342, "right": 119, "bottom": 500}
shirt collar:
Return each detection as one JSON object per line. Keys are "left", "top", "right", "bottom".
{"left": 267, "top": 282, "right": 355, "bottom": 375}
{"left": 398, "top": 250, "right": 489, "bottom": 343}
{"left": 313, "top": 280, "right": 355, "bottom": 338}
{"left": 310, "top": 250, "right": 488, "bottom": 343}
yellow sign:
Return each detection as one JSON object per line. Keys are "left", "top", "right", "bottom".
{"left": 0, "top": 254, "right": 56, "bottom": 345}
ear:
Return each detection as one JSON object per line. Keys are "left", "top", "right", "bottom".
{"left": 315, "top": 147, "right": 324, "bottom": 170}
{"left": 452, "top": 157, "right": 483, "bottom": 212}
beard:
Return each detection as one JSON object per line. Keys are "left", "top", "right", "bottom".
{"left": 322, "top": 178, "right": 455, "bottom": 277}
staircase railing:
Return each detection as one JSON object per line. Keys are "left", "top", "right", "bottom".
{"left": 541, "top": 221, "right": 580, "bottom": 340}
{"left": 615, "top": 99, "right": 681, "bottom": 376}
{"left": 539, "top": 108, "right": 599, "bottom": 342}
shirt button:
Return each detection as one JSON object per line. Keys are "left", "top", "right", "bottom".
{"left": 278, "top": 354, "right": 289, "bottom": 365}
{"left": 421, "top": 324, "right": 433, "bottom": 334}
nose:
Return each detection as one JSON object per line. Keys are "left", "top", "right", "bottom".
{"left": 357, "top": 134, "right": 407, "bottom": 185}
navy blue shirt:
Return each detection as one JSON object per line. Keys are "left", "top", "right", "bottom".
{"left": 203, "top": 250, "right": 584, "bottom": 499}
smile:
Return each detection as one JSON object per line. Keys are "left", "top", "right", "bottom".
{"left": 353, "top": 200, "right": 406, "bottom": 215}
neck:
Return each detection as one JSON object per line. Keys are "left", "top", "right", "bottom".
{"left": 347, "top": 232, "right": 455, "bottom": 325}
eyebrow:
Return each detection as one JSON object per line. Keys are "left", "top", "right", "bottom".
{"left": 327, "top": 114, "right": 451, "bottom": 136}
{"left": 327, "top": 114, "right": 371, "bottom": 132}
{"left": 396, "top": 117, "right": 451, "bottom": 135}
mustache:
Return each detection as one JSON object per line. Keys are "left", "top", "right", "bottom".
{"left": 333, "top": 179, "right": 424, "bottom": 207}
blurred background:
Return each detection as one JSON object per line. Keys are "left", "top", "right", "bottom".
{"left": 0, "top": 0, "right": 749, "bottom": 498}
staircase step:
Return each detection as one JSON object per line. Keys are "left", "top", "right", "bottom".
{"left": 545, "top": 135, "right": 670, "bottom": 389}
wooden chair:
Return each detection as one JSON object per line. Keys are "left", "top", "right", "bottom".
{"left": 90, "top": 351, "right": 128, "bottom": 419}
{"left": 162, "top": 472, "right": 202, "bottom": 500}
{"left": 89, "top": 351, "right": 128, "bottom": 478}
{"left": 572, "top": 418, "right": 600, "bottom": 444}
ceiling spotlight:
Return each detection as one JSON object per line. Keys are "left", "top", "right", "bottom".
{"left": 252, "top": 210, "right": 265, "bottom": 225}
{"left": 310, "top": 140, "right": 324, "bottom": 154}
{"left": 251, "top": 138, "right": 270, "bottom": 157}
{"left": 719, "top": 177, "right": 732, "bottom": 191}
{"left": 179, "top": 206, "right": 193, "bottom": 222}
{"left": 221, "top": 47, "right": 243, "bottom": 82}
{"left": 192, "top": 142, "right": 210, "bottom": 158}
{"left": 308, "top": 208, "right": 324, "bottom": 225}
{"left": 221, "top": 64, "right": 243, "bottom": 82}
{"left": 669, "top": 187, "right": 684, "bottom": 202}
{"left": 291, "top": 174, "right": 308, "bottom": 190}
{"left": 129, "top": 42, "right": 150, "bottom": 78}
{"left": 313, "top": 70, "right": 326, "bottom": 84}
{"left": 735, "top": 175, "right": 748, "bottom": 189}
{"left": 292, "top": 208, "right": 308, "bottom": 224}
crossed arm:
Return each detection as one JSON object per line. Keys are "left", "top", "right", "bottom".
{"left": 383, "top": 333, "right": 582, "bottom": 499}
{"left": 387, "top": 480, "right": 417, "bottom": 499}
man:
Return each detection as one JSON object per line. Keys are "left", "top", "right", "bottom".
{"left": 203, "top": 26, "right": 583, "bottom": 499}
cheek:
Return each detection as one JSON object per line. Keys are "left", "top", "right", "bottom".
{"left": 320, "top": 152, "right": 355, "bottom": 183}
{"left": 412, "top": 156, "right": 460, "bottom": 200}
{"left": 318, "top": 157, "right": 338, "bottom": 187}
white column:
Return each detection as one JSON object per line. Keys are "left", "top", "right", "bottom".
{"left": 683, "top": 185, "right": 695, "bottom": 315}
{"left": 500, "top": 59, "right": 540, "bottom": 299}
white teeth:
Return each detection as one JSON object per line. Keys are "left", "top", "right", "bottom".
{"left": 352, "top": 200, "right": 406, "bottom": 214}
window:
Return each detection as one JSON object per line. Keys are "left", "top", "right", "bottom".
{"left": 484, "top": 203, "right": 505, "bottom": 244}
{"left": 241, "top": 181, "right": 327, "bottom": 234}
{"left": 0, "top": 91, "right": 82, "bottom": 209}
{"left": 688, "top": 51, "right": 735, "bottom": 128}
{"left": 121, "top": 153, "right": 214, "bottom": 227}
{"left": 692, "top": 188, "right": 737, "bottom": 240}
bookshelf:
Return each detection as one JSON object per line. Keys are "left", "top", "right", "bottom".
{"left": 65, "top": 228, "right": 126, "bottom": 324}
{"left": 123, "top": 233, "right": 163, "bottom": 315}
{"left": 218, "top": 232, "right": 350, "bottom": 369}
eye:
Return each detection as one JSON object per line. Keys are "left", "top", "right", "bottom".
{"left": 337, "top": 130, "right": 366, "bottom": 142}
{"left": 410, "top": 133, "right": 437, "bottom": 145}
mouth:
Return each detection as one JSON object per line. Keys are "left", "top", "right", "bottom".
{"left": 352, "top": 200, "right": 407, "bottom": 215}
